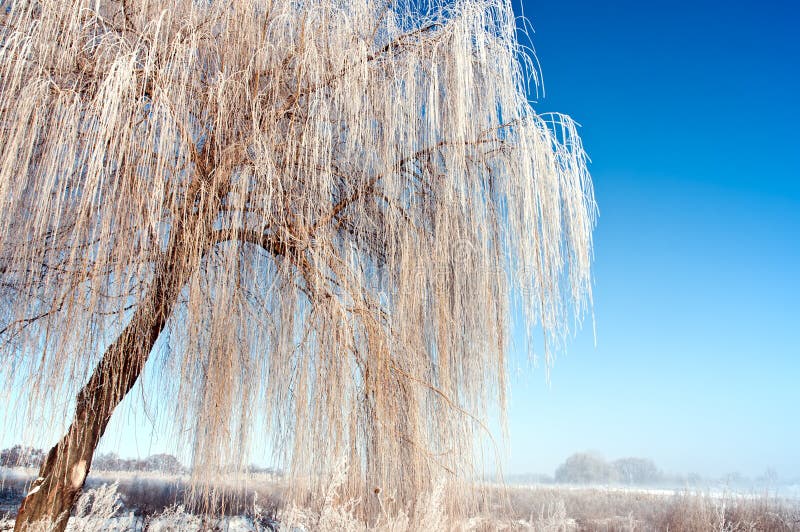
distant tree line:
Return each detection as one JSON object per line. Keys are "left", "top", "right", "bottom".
{"left": 0, "top": 445, "right": 45, "bottom": 468}
{"left": 92, "top": 452, "right": 185, "bottom": 474}
{"left": 505, "top": 452, "right": 790, "bottom": 488}
{"left": 554, "top": 452, "right": 662, "bottom": 485}
{"left": 1, "top": 445, "right": 185, "bottom": 474}
{"left": 1, "top": 445, "right": 283, "bottom": 477}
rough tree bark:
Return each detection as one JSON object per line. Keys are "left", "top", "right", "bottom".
{"left": 13, "top": 219, "right": 201, "bottom": 532}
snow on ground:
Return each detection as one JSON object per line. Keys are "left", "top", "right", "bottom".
{"left": 511, "top": 481, "right": 800, "bottom": 501}
{"left": 0, "top": 515, "right": 281, "bottom": 532}
{"left": 2, "top": 472, "right": 799, "bottom": 531}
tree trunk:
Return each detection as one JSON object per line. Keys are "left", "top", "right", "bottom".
{"left": 14, "top": 225, "right": 197, "bottom": 532}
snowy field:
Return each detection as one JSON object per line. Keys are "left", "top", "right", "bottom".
{"left": 510, "top": 481, "right": 800, "bottom": 501}
{"left": 3, "top": 468, "right": 800, "bottom": 530}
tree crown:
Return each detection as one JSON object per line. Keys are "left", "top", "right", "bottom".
{"left": 0, "top": 0, "right": 595, "bottom": 509}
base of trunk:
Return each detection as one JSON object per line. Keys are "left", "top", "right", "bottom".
{"left": 14, "top": 436, "right": 90, "bottom": 532}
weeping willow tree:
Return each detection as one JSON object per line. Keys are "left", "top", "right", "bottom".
{"left": 0, "top": 0, "right": 595, "bottom": 528}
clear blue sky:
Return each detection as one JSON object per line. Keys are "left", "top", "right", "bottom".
{"left": 504, "top": 0, "right": 799, "bottom": 479}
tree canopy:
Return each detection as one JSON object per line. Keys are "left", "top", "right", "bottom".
{"left": 0, "top": 0, "right": 595, "bottom": 521}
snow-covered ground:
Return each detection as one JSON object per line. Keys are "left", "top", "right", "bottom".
{"left": 2, "top": 471, "right": 799, "bottom": 531}
{"left": 509, "top": 481, "right": 800, "bottom": 501}
{"left": 0, "top": 515, "right": 279, "bottom": 532}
